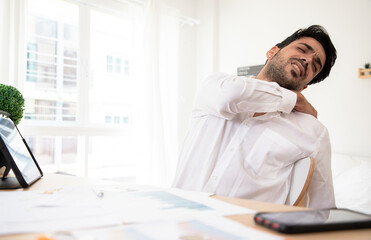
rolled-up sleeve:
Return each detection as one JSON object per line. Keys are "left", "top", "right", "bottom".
{"left": 193, "top": 72, "right": 297, "bottom": 119}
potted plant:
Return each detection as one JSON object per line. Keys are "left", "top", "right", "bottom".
{"left": 364, "top": 63, "right": 371, "bottom": 76}
{"left": 0, "top": 84, "right": 25, "bottom": 125}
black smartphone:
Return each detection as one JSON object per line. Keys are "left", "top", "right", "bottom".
{"left": 254, "top": 208, "right": 371, "bottom": 234}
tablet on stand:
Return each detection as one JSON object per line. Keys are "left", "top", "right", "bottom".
{"left": 0, "top": 111, "right": 43, "bottom": 189}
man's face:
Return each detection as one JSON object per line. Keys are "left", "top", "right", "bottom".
{"left": 264, "top": 37, "right": 326, "bottom": 91}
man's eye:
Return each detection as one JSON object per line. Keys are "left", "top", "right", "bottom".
{"left": 298, "top": 47, "right": 305, "bottom": 53}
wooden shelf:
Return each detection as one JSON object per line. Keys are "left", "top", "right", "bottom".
{"left": 358, "top": 68, "right": 371, "bottom": 78}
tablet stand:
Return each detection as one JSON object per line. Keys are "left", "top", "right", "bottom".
{"left": 0, "top": 176, "right": 23, "bottom": 189}
{"left": 0, "top": 157, "right": 23, "bottom": 189}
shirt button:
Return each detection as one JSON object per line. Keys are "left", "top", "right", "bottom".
{"left": 213, "top": 176, "right": 218, "bottom": 181}
{"left": 230, "top": 148, "right": 234, "bottom": 152}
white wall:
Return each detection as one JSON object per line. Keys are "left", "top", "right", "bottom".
{"left": 193, "top": 0, "right": 371, "bottom": 157}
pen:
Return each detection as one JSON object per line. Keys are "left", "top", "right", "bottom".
{"left": 92, "top": 188, "right": 104, "bottom": 198}
{"left": 96, "top": 191, "right": 104, "bottom": 198}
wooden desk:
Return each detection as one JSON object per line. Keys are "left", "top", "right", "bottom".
{"left": 1, "top": 174, "right": 370, "bottom": 240}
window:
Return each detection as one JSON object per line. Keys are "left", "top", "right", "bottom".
{"left": 106, "top": 55, "right": 113, "bottom": 72}
{"left": 123, "top": 116, "right": 130, "bottom": 124}
{"left": 115, "top": 57, "right": 122, "bottom": 74}
{"left": 106, "top": 55, "right": 130, "bottom": 76}
{"left": 124, "top": 59, "right": 130, "bottom": 75}
{"left": 105, "top": 116, "right": 112, "bottom": 124}
{"left": 114, "top": 116, "right": 120, "bottom": 124}
{"left": 26, "top": 43, "right": 38, "bottom": 82}
{"left": 23, "top": 0, "right": 144, "bottom": 182}
{"left": 25, "top": 0, "right": 78, "bottom": 121}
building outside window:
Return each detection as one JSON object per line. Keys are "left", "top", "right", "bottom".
{"left": 23, "top": 0, "right": 143, "bottom": 181}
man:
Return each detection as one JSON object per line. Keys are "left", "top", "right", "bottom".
{"left": 172, "top": 25, "right": 337, "bottom": 208}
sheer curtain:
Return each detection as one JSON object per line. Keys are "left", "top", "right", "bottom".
{"left": 0, "top": 0, "right": 26, "bottom": 87}
{"left": 134, "top": 0, "right": 180, "bottom": 187}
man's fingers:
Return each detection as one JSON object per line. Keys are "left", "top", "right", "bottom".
{"left": 294, "top": 92, "right": 318, "bottom": 118}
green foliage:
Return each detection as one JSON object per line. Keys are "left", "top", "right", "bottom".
{"left": 365, "top": 63, "right": 370, "bottom": 69}
{"left": 0, "top": 84, "right": 25, "bottom": 125}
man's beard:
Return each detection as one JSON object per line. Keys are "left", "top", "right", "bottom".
{"left": 264, "top": 51, "right": 307, "bottom": 91}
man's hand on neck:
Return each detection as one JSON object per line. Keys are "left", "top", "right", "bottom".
{"left": 293, "top": 91, "right": 318, "bottom": 118}
{"left": 254, "top": 69, "right": 318, "bottom": 118}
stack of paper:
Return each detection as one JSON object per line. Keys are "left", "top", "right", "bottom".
{"left": 0, "top": 184, "right": 281, "bottom": 239}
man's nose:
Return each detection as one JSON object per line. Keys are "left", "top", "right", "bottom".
{"left": 301, "top": 56, "right": 313, "bottom": 64}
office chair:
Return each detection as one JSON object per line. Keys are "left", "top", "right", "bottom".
{"left": 286, "top": 157, "right": 315, "bottom": 207}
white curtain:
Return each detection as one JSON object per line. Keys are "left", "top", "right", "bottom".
{"left": 0, "top": 0, "right": 26, "bottom": 87}
{"left": 134, "top": 0, "right": 180, "bottom": 187}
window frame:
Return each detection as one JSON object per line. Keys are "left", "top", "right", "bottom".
{"left": 21, "top": 0, "right": 143, "bottom": 177}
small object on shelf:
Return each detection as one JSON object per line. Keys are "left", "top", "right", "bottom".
{"left": 358, "top": 68, "right": 371, "bottom": 78}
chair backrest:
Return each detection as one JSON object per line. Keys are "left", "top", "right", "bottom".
{"left": 286, "top": 157, "right": 315, "bottom": 207}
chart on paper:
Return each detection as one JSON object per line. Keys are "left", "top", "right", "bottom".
{"left": 72, "top": 216, "right": 283, "bottom": 240}
{"left": 95, "top": 187, "right": 255, "bottom": 223}
{"left": 133, "top": 191, "right": 212, "bottom": 210}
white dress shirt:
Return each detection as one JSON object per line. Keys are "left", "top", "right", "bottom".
{"left": 172, "top": 72, "right": 335, "bottom": 209}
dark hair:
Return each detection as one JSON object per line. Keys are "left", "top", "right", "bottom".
{"left": 276, "top": 25, "right": 337, "bottom": 85}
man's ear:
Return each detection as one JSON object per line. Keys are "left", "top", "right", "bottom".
{"left": 266, "top": 46, "right": 280, "bottom": 60}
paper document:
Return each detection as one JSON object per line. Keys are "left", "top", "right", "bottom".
{"left": 0, "top": 186, "right": 121, "bottom": 235}
{"left": 71, "top": 216, "right": 284, "bottom": 240}
{"left": 92, "top": 186, "right": 256, "bottom": 223}
{"left": 0, "top": 185, "right": 255, "bottom": 236}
